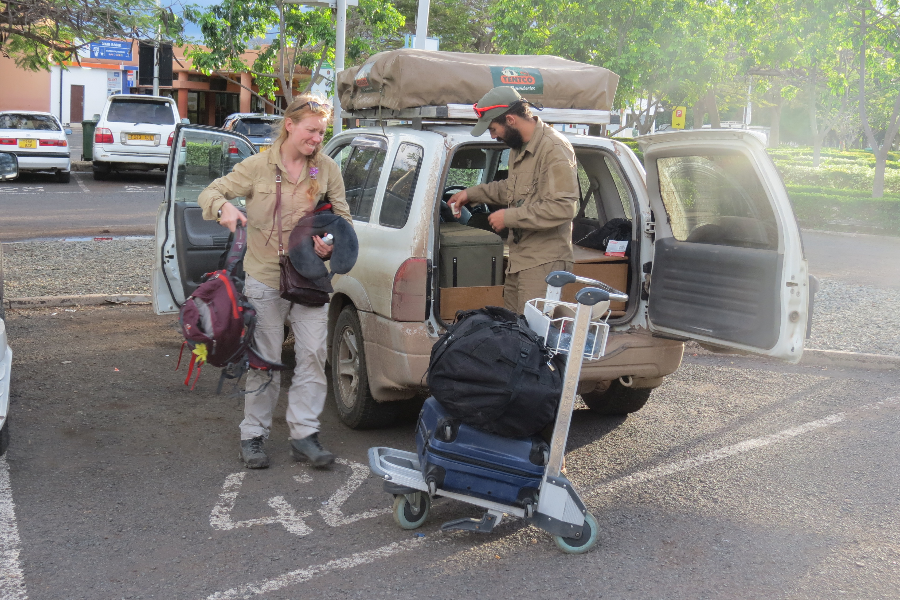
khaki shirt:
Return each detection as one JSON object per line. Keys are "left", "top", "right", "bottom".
{"left": 466, "top": 118, "right": 579, "bottom": 273}
{"left": 198, "top": 139, "right": 351, "bottom": 289}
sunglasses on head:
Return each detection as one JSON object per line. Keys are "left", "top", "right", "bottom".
{"left": 305, "top": 100, "right": 332, "bottom": 112}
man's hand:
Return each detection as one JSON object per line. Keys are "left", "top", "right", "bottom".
{"left": 218, "top": 202, "right": 247, "bottom": 233}
{"left": 447, "top": 189, "right": 469, "bottom": 217}
{"left": 313, "top": 235, "right": 333, "bottom": 259}
{"left": 488, "top": 209, "right": 506, "bottom": 233}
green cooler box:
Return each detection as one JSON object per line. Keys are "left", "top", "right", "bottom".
{"left": 438, "top": 223, "right": 504, "bottom": 288}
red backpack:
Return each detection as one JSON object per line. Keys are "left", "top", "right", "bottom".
{"left": 176, "top": 226, "right": 283, "bottom": 391}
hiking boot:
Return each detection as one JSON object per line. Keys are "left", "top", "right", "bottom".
{"left": 239, "top": 436, "right": 270, "bottom": 469}
{"left": 290, "top": 433, "right": 335, "bottom": 468}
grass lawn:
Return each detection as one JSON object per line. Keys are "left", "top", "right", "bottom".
{"left": 617, "top": 140, "right": 900, "bottom": 236}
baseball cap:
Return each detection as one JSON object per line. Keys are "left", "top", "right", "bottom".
{"left": 471, "top": 86, "right": 523, "bottom": 137}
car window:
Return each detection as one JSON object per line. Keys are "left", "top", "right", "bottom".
{"left": 107, "top": 100, "right": 175, "bottom": 125}
{"left": 331, "top": 144, "right": 353, "bottom": 171}
{"left": 0, "top": 114, "right": 60, "bottom": 131}
{"left": 446, "top": 147, "right": 486, "bottom": 188}
{"left": 605, "top": 156, "right": 633, "bottom": 219}
{"left": 380, "top": 143, "right": 423, "bottom": 229}
{"left": 172, "top": 129, "right": 254, "bottom": 206}
{"left": 656, "top": 153, "right": 778, "bottom": 249}
{"left": 576, "top": 161, "right": 598, "bottom": 219}
{"left": 232, "top": 118, "right": 281, "bottom": 137}
{"left": 342, "top": 146, "right": 386, "bottom": 222}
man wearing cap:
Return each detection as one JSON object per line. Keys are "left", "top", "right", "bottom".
{"left": 448, "top": 86, "right": 579, "bottom": 314}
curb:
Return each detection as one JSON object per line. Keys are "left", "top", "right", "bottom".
{"left": 71, "top": 161, "right": 92, "bottom": 172}
{"left": 4, "top": 294, "right": 152, "bottom": 309}
{"left": 799, "top": 348, "right": 900, "bottom": 370}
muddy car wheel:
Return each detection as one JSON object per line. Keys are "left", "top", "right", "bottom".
{"left": 581, "top": 379, "right": 653, "bottom": 416}
{"left": 331, "top": 306, "right": 398, "bottom": 429}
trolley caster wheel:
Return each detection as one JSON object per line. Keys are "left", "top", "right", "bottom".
{"left": 553, "top": 512, "right": 599, "bottom": 554}
{"left": 392, "top": 492, "right": 431, "bottom": 530}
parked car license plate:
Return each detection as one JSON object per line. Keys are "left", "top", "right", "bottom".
{"left": 258, "top": 145, "right": 271, "bottom": 152}
{"left": 18, "top": 139, "right": 36, "bottom": 149}
{"left": 128, "top": 134, "right": 154, "bottom": 141}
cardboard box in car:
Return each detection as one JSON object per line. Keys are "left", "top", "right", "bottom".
{"left": 438, "top": 223, "right": 504, "bottom": 288}
{"left": 564, "top": 246, "right": 628, "bottom": 312}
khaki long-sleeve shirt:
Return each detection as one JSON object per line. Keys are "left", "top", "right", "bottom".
{"left": 466, "top": 118, "right": 579, "bottom": 273}
{"left": 198, "top": 139, "right": 351, "bottom": 289}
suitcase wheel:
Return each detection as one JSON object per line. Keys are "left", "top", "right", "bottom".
{"left": 392, "top": 492, "right": 431, "bottom": 530}
{"left": 553, "top": 512, "right": 599, "bottom": 554}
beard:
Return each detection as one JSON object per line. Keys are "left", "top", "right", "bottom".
{"left": 497, "top": 124, "right": 525, "bottom": 150}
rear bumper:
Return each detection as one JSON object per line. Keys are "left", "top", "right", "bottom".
{"left": 94, "top": 147, "right": 170, "bottom": 167}
{"left": 358, "top": 313, "right": 684, "bottom": 401}
{"left": 13, "top": 153, "right": 70, "bottom": 171}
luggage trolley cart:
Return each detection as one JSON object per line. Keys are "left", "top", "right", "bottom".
{"left": 368, "top": 271, "right": 628, "bottom": 553}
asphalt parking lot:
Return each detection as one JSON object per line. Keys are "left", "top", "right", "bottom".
{"left": 2, "top": 304, "right": 898, "bottom": 599}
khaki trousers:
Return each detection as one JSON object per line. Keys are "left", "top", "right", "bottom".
{"left": 241, "top": 276, "right": 328, "bottom": 441}
{"left": 503, "top": 260, "right": 573, "bottom": 314}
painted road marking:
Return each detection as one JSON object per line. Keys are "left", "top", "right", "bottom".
{"left": 74, "top": 175, "right": 89, "bottom": 193}
{"left": 585, "top": 396, "right": 899, "bottom": 499}
{"left": 210, "top": 472, "right": 312, "bottom": 537}
{"left": 319, "top": 459, "right": 391, "bottom": 527}
{"left": 206, "top": 539, "right": 426, "bottom": 600}
{"left": 201, "top": 397, "right": 899, "bottom": 599}
{"left": 0, "top": 456, "right": 28, "bottom": 599}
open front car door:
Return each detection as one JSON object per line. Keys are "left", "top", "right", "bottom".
{"left": 640, "top": 130, "right": 809, "bottom": 363}
{"left": 152, "top": 124, "right": 255, "bottom": 314}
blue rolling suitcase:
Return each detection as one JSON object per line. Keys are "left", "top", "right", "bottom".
{"left": 415, "top": 396, "right": 548, "bottom": 509}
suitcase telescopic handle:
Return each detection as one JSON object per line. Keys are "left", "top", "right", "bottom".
{"left": 544, "top": 270, "right": 628, "bottom": 302}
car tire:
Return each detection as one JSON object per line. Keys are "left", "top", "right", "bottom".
{"left": 331, "top": 306, "right": 398, "bottom": 429}
{"left": 92, "top": 163, "right": 110, "bottom": 180}
{"left": 0, "top": 418, "right": 9, "bottom": 457}
{"left": 581, "top": 379, "right": 653, "bottom": 416}
{"left": 56, "top": 170, "right": 71, "bottom": 184}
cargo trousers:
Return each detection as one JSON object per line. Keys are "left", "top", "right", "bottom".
{"left": 241, "top": 275, "right": 328, "bottom": 441}
{"left": 503, "top": 260, "right": 573, "bottom": 314}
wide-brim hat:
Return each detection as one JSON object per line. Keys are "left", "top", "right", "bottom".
{"left": 471, "top": 87, "right": 524, "bottom": 137}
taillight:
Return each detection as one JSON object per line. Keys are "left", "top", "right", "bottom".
{"left": 167, "top": 132, "right": 174, "bottom": 146}
{"left": 40, "top": 139, "right": 67, "bottom": 147}
{"left": 94, "top": 128, "right": 114, "bottom": 144}
{"left": 391, "top": 258, "right": 428, "bottom": 322}
{"left": 228, "top": 141, "right": 239, "bottom": 154}
{"left": 0, "top": 138, "right": 15, "bottom": 145}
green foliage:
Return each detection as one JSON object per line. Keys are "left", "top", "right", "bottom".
{"left": 769, "top": 146, "right": 900, "bottom": 193}
{"left": 185, "top": 141, "right": 222, "bottom": 166}
{"left": 787, "top": 188, "right": 900, "bottom": 234}
{"left": 184, "top": 0, "right": 404, "bottom": 107}
{"left": 1, "top": 0, "right": 182, "bottom": 71}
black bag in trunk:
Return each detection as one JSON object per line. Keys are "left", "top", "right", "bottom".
{"left": 427, "top": 306, "right": 565, "bottom": 438}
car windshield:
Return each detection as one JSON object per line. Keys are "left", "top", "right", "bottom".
{"left": 106, "top": 100, "right": 175, "bottom": 125}
{"left": 0, "top": 114, "right": 60, "bottom": 131}
{"left": 231, "top": 118, "right": 280, "bottom": 137}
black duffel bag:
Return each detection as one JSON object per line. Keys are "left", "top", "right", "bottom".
{"left": 427, "top": 306, "right": 565, "bottom": 438}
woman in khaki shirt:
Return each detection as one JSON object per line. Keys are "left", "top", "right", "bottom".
{"left": 199, "top": 95, "right": 352, "bottom": 470}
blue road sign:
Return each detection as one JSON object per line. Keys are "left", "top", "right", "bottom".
{"left": 89, "top": 40, "right": 133, "bottom": 61}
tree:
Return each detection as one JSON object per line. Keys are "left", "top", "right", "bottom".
{"left": 394, "top": 0, "right": 495, "bottom": 52}
{"left": 491, "top": 0, "right": 734, "bottom": 135}
{"left": 0, "top": 0, "right": 180, "bottom": 71}
{"left": 851, "top": 0, "right": 900, "bottom": 198}
{"left": 184, "top": 0, "right": 404, "bottom": 109}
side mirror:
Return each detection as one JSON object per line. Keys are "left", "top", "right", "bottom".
{"left": 64, "top": 128, "right": 73, "bottom": 136}
{"left": 0, "top": 152, "right": 18, "bottom": 181}
{"left": 181, "top": 118, "right": 190, "bottom": 125}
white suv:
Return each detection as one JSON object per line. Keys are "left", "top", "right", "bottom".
{"left": 152, "top": 122, "right": 812, "bottom": 430}
{"left": 92, "top": 94, "right": 184, "bottom": 179}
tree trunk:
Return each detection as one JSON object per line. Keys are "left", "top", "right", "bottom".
{"left": 707, "top": 87, "right": 721, "bottom": 128}
{"left": 873, "top": 153, "right": 886, "bottom": 198}
{"left": 768, "top": 81, "right": 783, "bottom": 147}
{"left": 693, "top": 96, "right": 705, "bottom": 129}
{"left": 809, "top": 73, "right": 822, "bottom": 168}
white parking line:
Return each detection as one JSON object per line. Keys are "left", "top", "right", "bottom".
{"left": 0, "top": 456, "right": 27, "bottom": 599}
{"left": 206, "top": 538, "right": 426, "bottom": 600}
{"left": 200, "top": 396, "right": 897, "bottom": 599}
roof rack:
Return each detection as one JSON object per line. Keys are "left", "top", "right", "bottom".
{"left": 343, "top": 104, "right": 611, "bottom": 126}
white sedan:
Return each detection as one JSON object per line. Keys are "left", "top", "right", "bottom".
{"left": 0, "top": 111, "right": 72, "bottom": 183}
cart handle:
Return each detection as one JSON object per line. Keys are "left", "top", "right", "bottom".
{"left": 544, "top": 270, "right": 628, "bottom": 302}
{"left": 575, "top": 287, "right": 610, "bottom": 306}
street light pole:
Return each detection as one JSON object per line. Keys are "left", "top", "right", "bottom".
{"left": 153, "top": 0, "right": 160, "bottom": 96}
{"left": 415, "top": 0, "right": 430, "bottom": 49}
{"left": 334, "top": 0, "right": 346, "bottom": 134}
